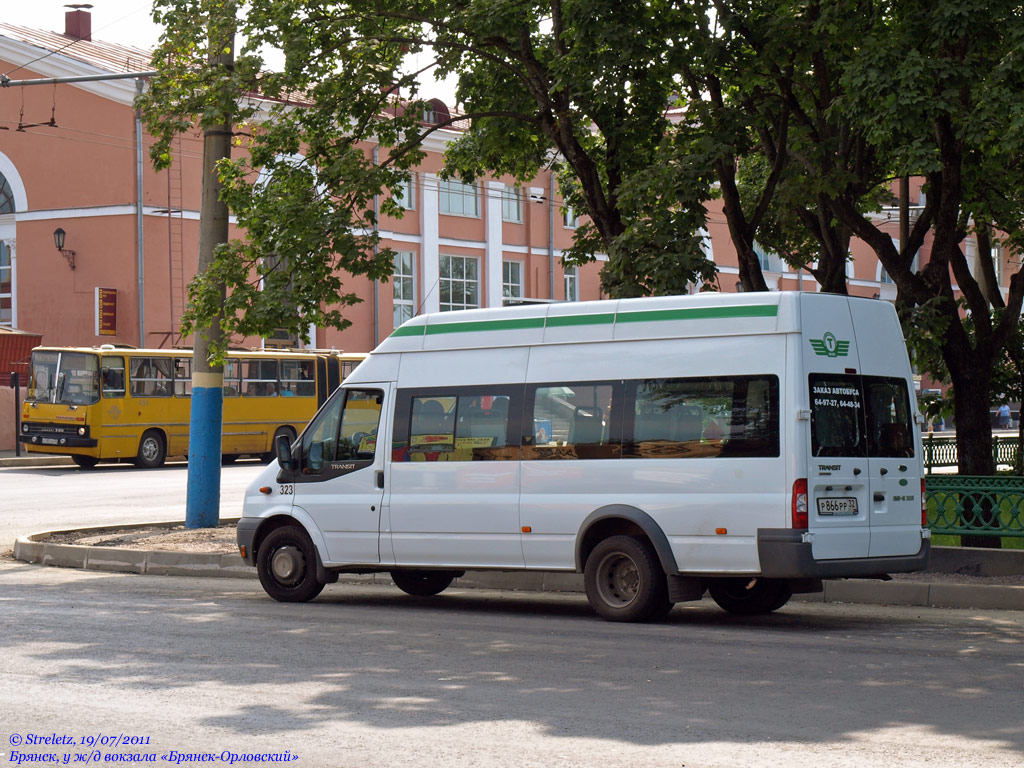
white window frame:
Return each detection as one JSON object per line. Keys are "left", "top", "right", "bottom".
{"left": 503, "top": 260, "right": 523, "bottom": 303}
{"left": 563, "top": 205, "right": 579, "bottom": 229}
{"left": 439, "top": 179, "right": 480, "bottom": 218}
{"left": 564, "top": 265, "right": 579, "bottom": 302}
{"left": 502, "top": 186, "right": 522, "bottom": 223}
{"left": 393, "top": 251, "right": 416, "bottom": 327}
{"left": 440, "top": 254, "right": 480, "bottom": 312}
{"left": 394, "top": 174, "right": 415, "bottom": 211}
{"left": 0, "top": 238, "right": 11, "bottom": 325}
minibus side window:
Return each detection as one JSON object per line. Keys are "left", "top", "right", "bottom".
{"left": 392, "top": 388, "right": 519, "bottom": 461}
{"left": 222, "top": 359, "right": 240, "bottom": 397}
{"left": 301, "top": 388, "right": 382, "bottom": 472}
{"left": 864, "top": 376, "right": 914, "bottom": 458}
{"left": 809, "top": 374, "right": 867, "bottom": 457}
{"left": 624, "top": 375, "right": 779, "bottom": 459}
{"left": 525, "top": 382, "right": 620, "bottom": 460}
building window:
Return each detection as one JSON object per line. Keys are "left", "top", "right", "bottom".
{"left": 0, "top": 242, "right": 11, "bottom": 324}
{"left": 393, "top": 251, "right": 416, "bottom": 327}
{"left": 564, "top": 266, "right": 579, "bottom": 302}
{"left": 503, "top": 261, "right": 523, "bottom": 303}
{"left": 563, "top": 205, "right": 579, "bottom": 229}
{"left": 753, "top": 241, "right": 776, "bottom": 272}
{"left": 0, "top": 175, "right": 13, "bottom": 215}
{"left": 439, "top": 178, "right": 480, "bottom": 218}
{"left": 440, "top": 254, "right": 479, "bottom": 311}
{"left": 393, "top": 175, "right": 415, "bottom": 211}
{"left": 502, "top": 186, "right": 522, "bottom": 223}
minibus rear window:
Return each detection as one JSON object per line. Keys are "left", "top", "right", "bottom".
{"left": 809, "top": 374, "right": 914, "bottom": 458}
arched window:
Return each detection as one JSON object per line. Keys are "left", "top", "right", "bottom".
{"left": 0, "top": 174, "right": 14, "bottom": 214}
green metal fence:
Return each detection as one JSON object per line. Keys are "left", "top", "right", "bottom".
{"left": 923, "top": 434, "right": 1020, "bottom": 473}
{"left": 926, "top": 475, "right": 1024, "bottom": 538}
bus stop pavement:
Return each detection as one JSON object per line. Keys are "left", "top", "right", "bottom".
{"left": 11, "top": 518, "right": 1024, "bottom": 613}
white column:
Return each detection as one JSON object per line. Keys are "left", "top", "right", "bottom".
{"left": 485, "top": 181, "right": 504, "bottom": 308}
{"left": 420, "top": 174, "right": 440, "bottom": 314}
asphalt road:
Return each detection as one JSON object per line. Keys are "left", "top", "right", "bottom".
{"left": 2, "top": 560, "right": 1024, "bottom": 768}
{"left": 0, "top": 461, "right": 263, "bottom": 546}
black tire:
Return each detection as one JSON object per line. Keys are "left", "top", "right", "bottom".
{"left": 256, "top": 525, "right": 325, "bottom": 603}
{"left": 262, "top": 426, "right": 296, "bottom": 463}
{"left": 71, "top": 454, "right": 100, "bottom": 469}
{"left": 584, "top": 535, "right": 669, "bottom": 622}
{"left": 221, "top": 454, "right": 239, "bottom": 465}
{"left": 390, "top": 570, "right": 456, "bottom": 597}
{"left": 135, "top": 430, "right": 166, "bottom": 468}
{"left": 708, "top": 578, "right": 792, "bottom": 615}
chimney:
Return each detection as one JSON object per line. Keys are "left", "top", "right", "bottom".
{"left": 64, "top": 6, "right": 93, "bottom": 42}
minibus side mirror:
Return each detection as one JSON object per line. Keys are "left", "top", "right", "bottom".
{"left": 276, "top": 433, "right": 295, "bottom": 470}
{"left": 307, "top": 441, "right": 324, "bottom": 472}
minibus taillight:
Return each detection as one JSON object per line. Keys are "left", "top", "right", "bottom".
{"left": 792, "top": 479, "right": 808, "bottom": 529}
{"left": 921, "top": 478, "right": 928, "bottom": 527}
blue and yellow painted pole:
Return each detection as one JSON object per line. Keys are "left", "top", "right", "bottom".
{"left": 186, "top": 371, "right": 224, "bottom": 528}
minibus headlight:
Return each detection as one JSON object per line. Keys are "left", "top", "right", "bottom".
{"left": 22, "top": 424, "right": 28, "bottom": 433}
{"left": 78, "top": 427, "right": 86, "bottom": 436}
{"left": 792, "top": 478, "right": 808, "bottom": 529}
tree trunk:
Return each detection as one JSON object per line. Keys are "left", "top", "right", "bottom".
{"left": 948, "top": 354, "right": 1001, "bottom": 548}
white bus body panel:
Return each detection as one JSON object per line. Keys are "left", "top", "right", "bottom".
{"left": 242, "top": 292, "right": 927, "bottom": 582}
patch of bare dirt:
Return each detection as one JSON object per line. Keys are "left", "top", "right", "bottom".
{"left": 45, "top": 524, "right": 237, "bottom": 554}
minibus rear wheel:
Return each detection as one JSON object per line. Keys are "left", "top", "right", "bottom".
{"left": 584, "top": 535, "right": 670, "bottom": 622}
{"left": 257, "top": 525, "right": 325, "bottom": 603}
{"left": 708, "top": 578, "right": 792, "bottom": 615}
{"left": 390, "top": 570, "right": 456, "bottom": 596}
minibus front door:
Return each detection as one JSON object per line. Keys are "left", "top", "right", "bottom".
{"left": 293, "top": 386, "right": 387, "bottom": 565}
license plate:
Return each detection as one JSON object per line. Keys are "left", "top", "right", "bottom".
{"left": 817, "top": 497, "right": 858, "bottom": 516}
{"left": 41, "top": 438, "right": 59, "bottom": 445}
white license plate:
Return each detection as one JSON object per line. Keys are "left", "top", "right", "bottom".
{"left": 817, "top": 497, "right": 858, "bottom": 516}
{"left": 41, "top": 438, "right": 59, "bottom": 445}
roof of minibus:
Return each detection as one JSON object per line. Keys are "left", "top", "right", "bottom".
{"left": 376, "top": 291, "right": 830, "bottom": 354}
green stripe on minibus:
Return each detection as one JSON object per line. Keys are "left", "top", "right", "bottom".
{"left": 388, "top": 304, "right": 778, "bottom": 338}
{"left": 615, "top": 305, "right": 779, "bottom": 323}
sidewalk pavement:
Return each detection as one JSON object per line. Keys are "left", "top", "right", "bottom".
{"left": 5, "top": 450, "right": 1024, "bottom": 612}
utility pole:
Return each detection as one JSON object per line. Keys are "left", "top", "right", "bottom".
{"left": 185, "top": 17, "right": 234, "bottom": 529}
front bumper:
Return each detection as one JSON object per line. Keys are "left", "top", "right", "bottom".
{"left": 19, "top": 434, "right": 98, "bottom": 448}
{"left": 757, "top": 528, "right": 931, "bottom": 579}
{"left": 236, "top": 518, "right": 259, "bottom": 566}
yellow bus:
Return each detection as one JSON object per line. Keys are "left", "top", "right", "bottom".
{"left": 19, "top": 345, "right": 366, "bottom": 468}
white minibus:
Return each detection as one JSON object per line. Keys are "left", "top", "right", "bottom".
{"left": 237, "top": 292, "right": 930, "bottom": 621}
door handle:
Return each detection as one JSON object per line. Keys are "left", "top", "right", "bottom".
{"left": 375, "top": 470, "right": 384, "bottom": 489}
{"left": 873, "top": 492, "right": 885, "bottom": 502}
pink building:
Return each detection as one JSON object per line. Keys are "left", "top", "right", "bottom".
{"left": 0, "top": 11, "right": 1011, "bottom": 447}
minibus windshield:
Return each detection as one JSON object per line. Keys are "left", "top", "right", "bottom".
{"left": 27, "top": 350, "right": 100, "bottom": 405}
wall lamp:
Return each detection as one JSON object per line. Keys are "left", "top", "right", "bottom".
{"left": 53, "top": 227, "right": 76, "bottom": 270}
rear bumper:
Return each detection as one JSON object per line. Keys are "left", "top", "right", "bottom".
{"left": 757, "top": 528, "right": 930, "bottom": 579}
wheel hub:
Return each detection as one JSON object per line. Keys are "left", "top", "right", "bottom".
{"left": 271, "top": 545, "right": 305, "bottom": 585}
{"left": 597, "top": 553, "right": 640, "bottom": 606}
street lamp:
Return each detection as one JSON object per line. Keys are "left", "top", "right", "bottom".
{"left": 53, "top": 227, "right": 76, "bottom": 270}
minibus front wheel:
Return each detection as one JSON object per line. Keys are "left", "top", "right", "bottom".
{"left": 584, "top": 535, "right": 672, "bottom": 622}
{"left": 257, "top": 525, "right": 326, "bottom": 602}
{"left": 72, "top": 455, "right": 99, "bottom": 469}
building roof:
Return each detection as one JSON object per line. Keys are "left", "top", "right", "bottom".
{"left": 0, "top": 22, "right": 152, "bottom": 76}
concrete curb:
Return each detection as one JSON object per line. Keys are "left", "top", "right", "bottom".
{"left": 0, "top": 454, "right": 74, "bottom": 468}
{"left": 12, "top": 520, "right": 1024, "bottom": 611}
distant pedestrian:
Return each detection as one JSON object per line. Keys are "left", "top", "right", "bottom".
{"left": 997, "top": 403, "right": 1011, "bottom": 429}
